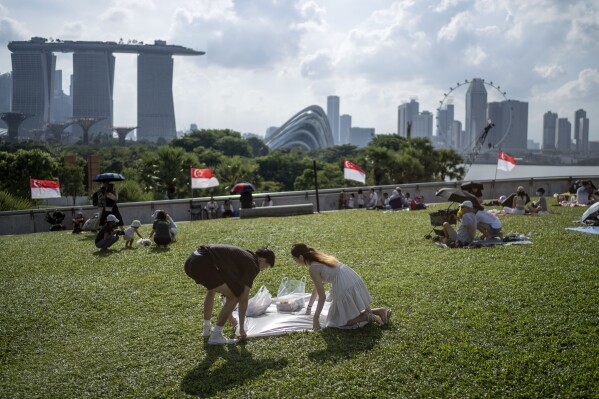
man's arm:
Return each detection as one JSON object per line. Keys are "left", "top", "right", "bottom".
{"left": 237, "top": 285, "right": 251, "bottom": 339}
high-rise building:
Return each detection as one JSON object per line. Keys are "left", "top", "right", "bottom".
{"left": 0, "top": 72, "right": 12, "bottom": 129}
{"left": 542, "top": 111, "right": 558, "bottom": 150}
{"left": 451, "top": 120, "right": 463, "bottom": 150}
{"left": 349, "top": 127, "right": 374, "bottom": 148}
{"left": 487, "top": 100, "right": 528, "bottom": 151}
{"left": 10, "top": 40, "right": 56, "bottom": 138}
{"left": 51, "top": 70, "right": 72, "bottom": 123}
{"left": 327, "top": 95, "right": 340, "bottom": 145}
{"left": 340, "top": 114, "right": 351, "bottom": 145}
{"left": 580, "top": 116, "right": 590, "bottom": 155}
{"left": 574, "top": 109, "right": 586, "bottom": 153}
{"left": 72, "top": 51, "right": 115, "bottom": 140}
{"left": 8, "top": 37, "right": 203, "bottom": 143}
{"left": 412, "top": 110, "right": 433, "bottom": 139}
{"left": 556, "top": 117, "right": 571, "bottom": 151}
{"left": 397, "top": 99, "right": 419, "bottom": 137}
{"left": 265, "top": 126, "right": 278, "bottom": 140}
{"left": 436, "top": 103, "right": 454, "bottom": 147}
{"left": 465, "top": 78, "right": 487, "bottom": 150}
{"left": 137, "top": 52, "right": 176, "bottom": 142}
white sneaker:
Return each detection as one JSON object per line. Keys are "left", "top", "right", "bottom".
{"left": 208, "top": 332, "right": 238, "bottom": 345}
{"left": 202, "top": 324, "right": 212, "bottom": 337}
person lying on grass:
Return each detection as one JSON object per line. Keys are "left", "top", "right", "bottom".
{"left": 184, "top": 244, "right": 275, "bottom": 345}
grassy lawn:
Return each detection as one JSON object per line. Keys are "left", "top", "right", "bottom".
{"left": 1, "top": 203, "right": 598, "bottom": 398}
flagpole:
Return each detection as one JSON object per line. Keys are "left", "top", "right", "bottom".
{"left": 492, "top": 148, "right": 501, "bottom": 199}
{"left": 313, "top": 160, "right": 320, "bottom": 213}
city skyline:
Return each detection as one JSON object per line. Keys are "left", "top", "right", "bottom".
{"left": 0, "top": 1, "right": 597, "bottom": 144}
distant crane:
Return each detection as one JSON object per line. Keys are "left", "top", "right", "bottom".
{"left": 462, "top": 121, "right": 495, "bottom": 175}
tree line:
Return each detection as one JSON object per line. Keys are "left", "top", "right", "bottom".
{"left": 0, "top": 129, "right": 464, "bottom": 210}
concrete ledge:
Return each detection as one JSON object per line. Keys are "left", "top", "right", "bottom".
{"left": 239, "top": 204, "right": 314, "bottom": 219}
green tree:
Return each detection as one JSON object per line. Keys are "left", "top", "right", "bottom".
{"left": 0, "top": 149, "right": 59, "bottom": 199}
{"left": 140, "top": 146, "right": 198, "bottom": 199}
{"left": 294, "top": 162, "right": 344, "bottom": 190}
{"left": 215, "top": 135, "right": 252, "bottom": 157}
{"left": 256, "top": 150, "right": 312, "bottom": 191}
{"left": 434, "top": 149, "right": 465, "bottom": 181}
{"left": 193, "top": 147, "right": 224, "bottom": 167}
{"left": 217, "top": 156, "right": 259, "bottom": 191}
{"left": 315, "top": 144, "right": 361, "bottom": 164}
{"left": 247, "top": 136, "right": 270, "bottom": 157}
{"left": 57, "top": 158, "right": 85, "bottom": 205}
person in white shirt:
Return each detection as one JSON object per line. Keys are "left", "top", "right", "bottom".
{"left": 262, "top": 195, "right": 274, "bottom": 207}
{"left": 475, "top": 209, "right": 503, "bottom": 239}
{"left": 367, "top": 188, "right": 379, "bottom": 210}
{"left": 205, "top": 197, "right": 219, "bottom": 219}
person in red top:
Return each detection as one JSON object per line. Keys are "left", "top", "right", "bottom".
{"left": 184, "top": 244, "right": 275, "bottom": 345}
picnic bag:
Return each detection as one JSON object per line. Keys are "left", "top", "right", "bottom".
{"left": 277, "top": 276, "right": 307, "bottom": 297}
{"left": 246, "top": 286, "right": 272, "bottom": 317}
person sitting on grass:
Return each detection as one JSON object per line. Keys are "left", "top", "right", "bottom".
{"left": 439, "top": 201, "right": 478, "bottom": 247}
{"left": 475, "top": 208, "right": 503, "bottom": 239}
{"left": 95, "top": 214, "right": 120, "bottom": 250}
{"left": 528, "top": 188, "right": 549, "bottom": 214}
{"left": 149, "top": 211, "right": 172, "bottom": 248}
{"left": 123, "top": 220, "right": 144, "bottom": 248}
{"left": 72, "top": 211, "right": 85, "bottom": 234}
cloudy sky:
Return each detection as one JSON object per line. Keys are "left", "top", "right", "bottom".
{"left": 1, "top": 0, "right": 598, "bottom": 144}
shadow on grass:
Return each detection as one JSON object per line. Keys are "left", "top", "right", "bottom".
{"left": 92, "top": 248, "right": 117, "bottom": 257}
{"left": 150, "top": 245, "right": 171, "bottom": 253}
{"left": 180, "top": 343, "right": 288, "bottom": 397}
{"left": 308, "top": 326, "right": 383, "bottom": 363}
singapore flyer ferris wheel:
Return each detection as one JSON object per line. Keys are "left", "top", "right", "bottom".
{"left": 436, "top": 78, "right": 513, "bottom": 158}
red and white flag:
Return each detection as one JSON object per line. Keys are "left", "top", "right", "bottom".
{"left": 343, "top": 160, "right": 366, "bottom": 184}
{"left": 497, "top": 150, "right": 517, "bottom": 172}
{"left": 191, "top": 168, "right": 219, "bottom": 188}
{"left": 30, "top": 178, "right": 61, "bottom": 199}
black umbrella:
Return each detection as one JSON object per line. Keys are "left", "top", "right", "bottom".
{"left": 93, "top": 173, "right": 125, "bottom": 182}
{"left": 435, "top": 188, "right": 484, "bottom": 210}
{"left": 461, "top": 181, "right": 484, "bottom": 193}
{"left": 230, "top": 182, "right": 256, "bottom": 194}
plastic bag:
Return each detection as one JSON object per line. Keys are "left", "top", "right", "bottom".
{"left": 276, "top": 294, "right": 305, "bottom": 312}
{"left": 246, "top": 286, "right": 272, "bottom": 317}
{"left": 277, "top": 276, "right": 307, "bottom": 297}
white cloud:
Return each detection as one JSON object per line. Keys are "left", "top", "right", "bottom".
{"left": 553, "top": 68, "right": 599, "bottom": 101}
{"left": 300, "top": 50, "right": 334, "bottom": 79}
{"left": 463, "top": 45, "right": 487, "bottom": 66}
{"left": 437, "top": 11, "right": 471, "bottom": 42}
{"left": 534, "top": 64, "right": 565, "bottom": 79}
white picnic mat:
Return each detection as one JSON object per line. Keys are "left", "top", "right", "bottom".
{"left": 233, "top": 293, "right": 330, "bottom": 338}
{"left": 566, "top": 226, "right": 599, "bottom": 235}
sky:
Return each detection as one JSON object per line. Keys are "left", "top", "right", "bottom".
{"left": 1, "top": 0, "right": 598, "bottom": 144}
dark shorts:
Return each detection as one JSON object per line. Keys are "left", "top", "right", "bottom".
{"left": 184, "top": 253, "right": 224, "bottom": 290}
{"left": 154, "top": 236, "right": 172, "bottom": 246}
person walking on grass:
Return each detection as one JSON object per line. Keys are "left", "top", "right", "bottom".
{"left": 184, "top": 244, "right": 275, "bottom": 345}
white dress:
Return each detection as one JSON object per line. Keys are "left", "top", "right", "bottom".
{"left": 311, "top": 261, "right": 373, "bottom": 328}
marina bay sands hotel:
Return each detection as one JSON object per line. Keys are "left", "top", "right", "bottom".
{"left": 6, "top": 37, "right": 204, "bottom": 142}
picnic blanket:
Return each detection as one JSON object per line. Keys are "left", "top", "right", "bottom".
{"left": 434, "top": 234, "right": 533, "bottom": 248}
{"left": 233, "top": 293, "right": 330, "bottom": 338}
{"left": 566, "top": 226, "right": 599, "bottom": 235}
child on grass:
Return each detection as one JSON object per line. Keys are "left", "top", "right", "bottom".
{"left": 124, "top": 220, "right": 144, "bottom": 248}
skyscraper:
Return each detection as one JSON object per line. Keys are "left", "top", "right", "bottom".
{"left": 412, "top": 110, "right": 433, "bottom": 139}
{"left": 465, "top": 78, "right": 487, "bottom": 150}
{"left": 580, "top": 117, "right": 590, "bottom": 155}
{"left": 574, "top": 109, "right": 586, "bottom": 153}
{"left": 542, "top": 111, "right": 558, "bottom": 150}
{"left": 349, "top": 127, "right": 374, "bottom": 148}
{"left": 327, "top": 95, "right": 340, "bottom": 145}
{"left": 340, "top": 114, "right": 351, "bottom": 145}
{"left": 436, "top": 103, "right": 454, "bottom": 147}
{"left": 137, "top": 52, "right": 176, "bottom": 142}
{"left": 10, "top": 42, "right": 56, "bottom": 138}
{"left": 51, "top": 70, "right": 72, "bottom": 123}
{"left": 556, "top": 117, "right": 571, "bottom": 151}
{"left": 0, "top": 72, "right": 12, "bottom": 129}
{"left": 487, "top": 100, "right": 528, "bottom": 151}
{"left": 397, "top": 99, "right": 419, "bottom": 138}
{"left": 8, "top": 37, "right": 203, "bottom": 143}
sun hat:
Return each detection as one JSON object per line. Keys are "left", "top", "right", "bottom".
{"left": 459, "top": 200, "right": 473, "bottom": 208}
{"left": 106, "top": 214, "right": 118, "bottom": 223}
{"left": 131, "top": 220, "right": 141, "bottom": 228}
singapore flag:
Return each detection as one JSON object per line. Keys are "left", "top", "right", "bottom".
{"left": 497, "top": 150, "right": 517, "bottom": 172}
{"left": 30, "top": 178, "right": 61, "bottom": 199}
{"left": 191, "top": 168, "right": 220, "bottom": 188}
{"left": 343, "top": 160, "right": 366, "bottom": 184}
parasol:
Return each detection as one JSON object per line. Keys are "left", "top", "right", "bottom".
{"left": 580, "top": 201, "right": 599, "bottom": 223}
{"left": 93, "top": 173, "right": 125, "bottom": 182}
{"left": 230, "top": 182, "right": 256, "bottom": 194}
{"left": 435, "top": 188, "right": 484, "bottom": 210}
